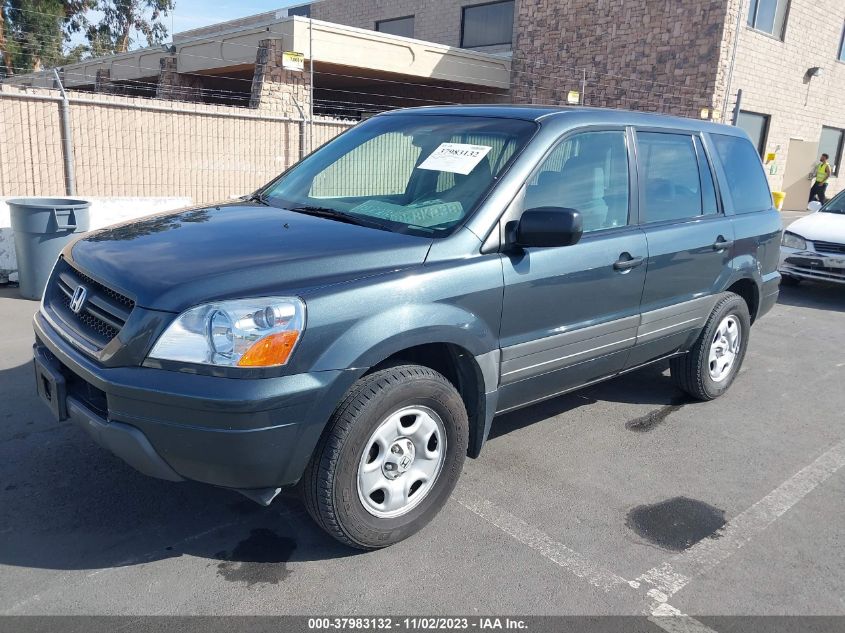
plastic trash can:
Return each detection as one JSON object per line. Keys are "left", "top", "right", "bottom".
{"left": 8, "top": 197, "right": 91, "bottom": 300}
{"left": 772, "top": 191, "right": 786, "bottom": 211}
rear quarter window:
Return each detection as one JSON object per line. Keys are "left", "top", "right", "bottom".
{"left": 711, "top": 134, "right": 773, "bottom": 214}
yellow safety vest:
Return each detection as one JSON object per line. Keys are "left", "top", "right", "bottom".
{"left": 816, "top": 163, "right": 830, "bottom": 183}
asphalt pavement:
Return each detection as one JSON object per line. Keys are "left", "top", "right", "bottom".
{"left": 1, "top": 218, "right": 843, "bottom": 618}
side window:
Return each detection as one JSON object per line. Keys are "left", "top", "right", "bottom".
{"left": 637, "top": 132, "right": 702, "bottom": 223}
{"left": 695, "top": 138, "right": 719, "bottom": 215}
{"left": 711, "top": 134, "right": 773, "bottom": 214}
{"left": 523, "top": 130, "right": 629, "bottom": 233}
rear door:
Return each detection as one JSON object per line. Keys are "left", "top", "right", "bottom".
{"left": 709, "top": 132, "right": 782, "bottom": 315}
{"left": 497, "top": 128, "right": 648, "bottom": 412}
{"left": 627, "top": 129, "right": 734, "bottom": 367}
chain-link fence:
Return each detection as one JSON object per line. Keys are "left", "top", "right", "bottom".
{"left": 0, "top": 83, "right": 354, "bottom": 204}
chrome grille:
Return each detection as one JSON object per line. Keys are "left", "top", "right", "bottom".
{"left": 813, "top": 240, "right": 845, "bottom": 255}
{"left": 45, "top": 258, "right": 135, "bottom": 350}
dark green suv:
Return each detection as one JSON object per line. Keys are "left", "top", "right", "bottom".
{"left": 33, "top": 106, "right": 781, "bottom": 548}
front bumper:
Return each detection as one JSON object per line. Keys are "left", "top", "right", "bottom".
{"left": 33, "top": 311, "right": 359, "bottom": 492}
{"left": 779, "top": 247, "right": 845, "bottom": 284}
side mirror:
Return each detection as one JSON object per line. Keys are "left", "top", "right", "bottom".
{"left": 807, "top": 201, "right": 822, "bottom": 212}
{"left": 508, "top": 207, "right": 583, "bottom": 249}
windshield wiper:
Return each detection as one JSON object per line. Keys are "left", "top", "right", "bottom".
{"left": 245, "top": 192, "right": 271, "bottom": 206}
{"left": 287, "top": 206, "right": 391, "bottom": 231}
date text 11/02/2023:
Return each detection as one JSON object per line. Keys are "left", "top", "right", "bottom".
{"left": 307, "top": 617, "right": 529, "bottom": 630}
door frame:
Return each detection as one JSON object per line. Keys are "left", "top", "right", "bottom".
{"left": 629, "top": 126, "right": 731, "bottom": 228}
{"left": 496, "top": 124, "right": 641, "bottom": 240}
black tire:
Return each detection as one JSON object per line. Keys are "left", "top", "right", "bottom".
{"left": 780, "top": 275, "right": 801, "bottom": 286}
{"left": 302, "top": 364, "right": 468, "bottom": 550}
{"left": 670, "top": 293, "right": 751, "bottom": 401}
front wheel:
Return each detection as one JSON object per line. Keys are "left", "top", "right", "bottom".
{"left": 670, "top": 293, "right": 751, "bottom": 401}
{"left": 302, "top": 365, "right": 468, "bottom": 549}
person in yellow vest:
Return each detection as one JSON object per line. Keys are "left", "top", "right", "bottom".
{"left": 809, "top": 153, "right": 832, "bottom": 204}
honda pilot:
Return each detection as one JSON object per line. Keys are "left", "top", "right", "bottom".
{"left": 33, "top": 106, "right": 782, "bottom": 549}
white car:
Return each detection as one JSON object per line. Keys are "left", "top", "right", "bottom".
{"left": 779, "top": 191, "right": 845, "bottom": 285}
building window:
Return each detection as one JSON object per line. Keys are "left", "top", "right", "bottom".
{"left": 747, "top": 0, "right": 790, "bottom": 39}
{"left": 376, "top": 16, "right": 415, "bottom": 38}
{"left": 819, "top": 126, "right": 844, "bottom": 177}
{"left": 839, "top": 22, "right": 845, "bottom": 61}
{"left": 461, "top": 1, "right": 514, "bottom": 48}
{"left": 287, "top": 4, "right": 311, "bottom": 17}
{"left": 736, "top": 111, "right": 770, "bottom": 157}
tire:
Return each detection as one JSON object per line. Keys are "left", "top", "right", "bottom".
{"left": 780, "top": 275, "right": 801, "bottom": 286}
{"left": 302, "top": 364, "right": 468, "bottom": 550}
{"left": 670, "top": 292, "right": 751, "bottom": 401}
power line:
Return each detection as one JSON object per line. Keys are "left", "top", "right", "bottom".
{"left": 3, "top": 21, "right": 715, "bottom": 99}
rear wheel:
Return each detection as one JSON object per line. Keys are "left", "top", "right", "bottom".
{"left": 302, "top": 364, "right": 468, "bottom": 549}
{"left": 670, "top": 293, "right": 750, "bottom": 401}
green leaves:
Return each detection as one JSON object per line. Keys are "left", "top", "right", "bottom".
{"left": 86, "top": 0, "right": 175, "bottom": 54}
{"left": 0, "top": 0, "right": 175, "bottom": 74}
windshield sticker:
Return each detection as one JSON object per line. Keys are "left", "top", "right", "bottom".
{"left": 351, "top": 199, "right": 464, "bottom": 228}
{"left": 417, "top": 143, "right": 493, "bottom": 175}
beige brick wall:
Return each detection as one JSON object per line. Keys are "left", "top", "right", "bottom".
{"left": 312, "top": 0, "right": 515, "bottom": 53}
{"left": 720, "top": 0, "right": 845, "bottom": 204}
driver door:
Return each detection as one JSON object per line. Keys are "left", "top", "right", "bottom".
{"left": 497, "top": 129, "right": 648, "bottom": 412}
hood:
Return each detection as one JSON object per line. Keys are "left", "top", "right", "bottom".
{"left": 787, "top": 211, "right": 845, "bottom": 244}
{"left": 67, "top": 203, "right": 432, "bottom": 312}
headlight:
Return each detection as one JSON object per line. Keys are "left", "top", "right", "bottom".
{"left": 781, "top": 232, "right": 806, "bottom": 250}
{"left": 148, "top": 297, "right": 305, "bottom": 367}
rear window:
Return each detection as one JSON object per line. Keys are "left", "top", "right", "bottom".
{"left": 711, "top": 134, "right": 773, "bottom": 214}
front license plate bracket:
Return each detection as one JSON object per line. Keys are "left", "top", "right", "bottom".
{"left": 34, "top": 348, "right": 68, "bottom": 421}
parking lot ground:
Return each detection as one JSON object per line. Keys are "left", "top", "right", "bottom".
{"left": 1, "top": 271, "right": 844, "bottom": 618}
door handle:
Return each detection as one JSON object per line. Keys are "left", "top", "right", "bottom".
{"left": 613, "top": 255, "right": 644, "bottom": 271}
{"left": 712, "top": 237, "right": 734, "bottom": 251}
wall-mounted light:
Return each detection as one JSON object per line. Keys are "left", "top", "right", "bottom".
{"left": 807, "top": 66, "right": 824, "bottom": 78}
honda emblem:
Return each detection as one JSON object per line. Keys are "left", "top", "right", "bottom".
{"left": 69, "top": 285, "right": 88, "bottom": 314}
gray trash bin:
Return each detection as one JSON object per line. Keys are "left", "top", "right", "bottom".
{"left": 8, "top": 198, "right": 91, "bottom": 300}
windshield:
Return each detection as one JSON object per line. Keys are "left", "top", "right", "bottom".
{"left": 821, "top": 190, "right": 845, "bottom": 214}
{"left": 261, "top": 114, "right": 537, "bottom": 236}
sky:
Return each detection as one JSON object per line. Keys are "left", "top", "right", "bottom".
{"left": 166, "top": 0, "right": 308, "bottom": 35}
{"left": 68, "top": 1, "right": 311, "bottom": 50}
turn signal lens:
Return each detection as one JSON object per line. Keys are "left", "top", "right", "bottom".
{"left": 238, "top": 331, "right": 301, "bottom": 367}
{"left": 148, "top": 297, "right": 305, "bottom": 368}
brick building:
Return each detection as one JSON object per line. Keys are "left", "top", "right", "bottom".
{"left": 313, "top": 0, "right": 845, "bottom": 207}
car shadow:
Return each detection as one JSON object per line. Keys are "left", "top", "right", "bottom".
{"left": 0, "top": 360, "right": 355, "bottom": 573}
{"left": 0, "top": 346, "right": 725, "bottom": 573}
{"left": 488, "top": 360, "right": 687, "bottom": 440}
{"left": 777, "top": 281, "right": 845, "bottom": 313}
